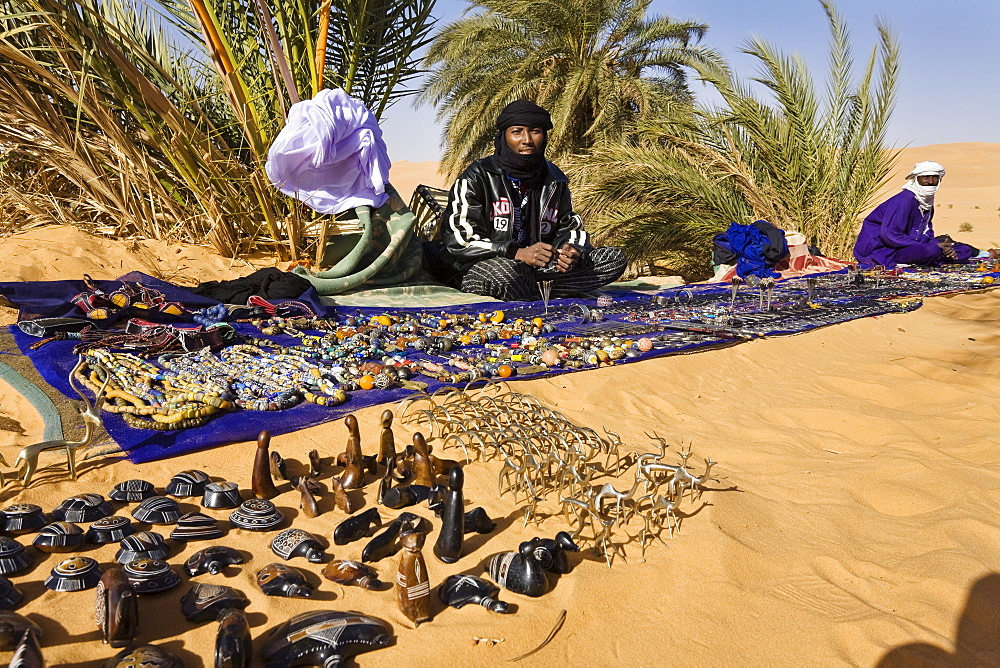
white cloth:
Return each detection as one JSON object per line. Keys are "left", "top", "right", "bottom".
{"left": 265, "top": 88, "right": 391, "bottom": 215}
{"left": 901, "top": 160, "right": 945, "bottom": 212}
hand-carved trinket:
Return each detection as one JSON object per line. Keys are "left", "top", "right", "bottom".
{"left": 433, "top": 466, "right": 464, "bottom": 564}
{"left": 86, "top": 516, "right": 135, "bottom": 544}
{"left": 410, "top": 432, "right": 435, "bottom": 487}
{"left": 33, "top": 521, "right": 85, "bottom": 553}
{"left": 104, "top": 644, "right": 183, "bottom": 668}
{"left": 52, "top": 493, "right": 113, "bottom": 523}
{"left": 487, "top": 539, "right": 549, "bottom": 597}
{"left": 115, "top": 531, "right": 169, "bottom": 564}
{"left": 202, "top": 481, "right": 243, "bottom": 509}
{"left": 255, "top": 563, "right": 313, "bottom": 598}
{"left": 438, "top": 574, "right": 511, "bottom": 613}
{"left": 362, "top": 512, "right": 425, "bottom": 563}
{"left": 181, "top": 583, "right": 250, "bottom": 623}
{"left": 1, "top": 504, "right": 46, "bottom": 535}
{"left": 333, "top": 507, "right": 381, "bottom": 546}
{"left": 378, "top": 453, "right": 395, "bottom": 503}
{"left": 185, "top": 546, "right": 245, "bottom": 576}
{"left": 322, "top": 560, "right": 384, "bottom": 590}
{"left": 396, "top": 530, "right": 432, "bottom": 625}
{"left": 464, "top": 507, "right": 495, "bottom": 534}
{"left": 270, "top": 451, "right": 287, "bottom": 481}
{"left": 0, "top": 538, "right": 34, "bottom": 575}
{"left": 131, "top": 496, "right": 182, "bottom": 525}
{"left": 229, "top": 499, "right": 284, "bottom": 531}
{"left": 124, "top": 558, "right": 180, "bottom": 594}
{"left": 339, "top": 414, "right": 365, "bottom": 489}
{"left": 0, "top": 578, "right": 23, "bottom": 610}
{"left": 252, "top": 430, "right": 280, "bottom": 500}
{"left": 109, "top": 479, "right": 156, "bottom": 502}
{"left": 0, "top": 612, "right": 42, "bottom": 650}
{"left": 308, "top": 449, "right": 322, "bottom": 477}
{"left": 294, "top": 476, "right": 320, "bottom": 518}
{"left": 9, "top": 628, "right": 43, "bottom": 667}
{"left": 381, "top": 484, "right": 432, "bottom": 510}
{"left": 166, "top": 469, "right": 210, "bottom": 497}
{"left": 378, "top": 409, "right": 395, "bottom": 465}
{"left": 169, "top": 512, "right": 223, "bottom": 542}
{"left": 261, "top": 610, "right": 392, "bottom": 667}
{"left": 330, "top": 477, "right": 357, "bottom": 514}
{"left": 271, "top": 528, "right": 325, "bottom": 563}
{"left": 532, "top": 531, "right": 580, "bottom": 574}
{"left": 216, "top": 608, "right": 252, "bottom": 668}
{"left": 95, "top": 567, "right": 138, "bottom": 648}
{"left": 45, "top": 556, "right": 103, "bottom": 592}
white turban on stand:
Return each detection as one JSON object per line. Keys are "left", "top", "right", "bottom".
{"left": 902, "top": 160, "right": 946, "bottom": 211}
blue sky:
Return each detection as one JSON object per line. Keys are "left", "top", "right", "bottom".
{"left": 379, "top": 0, "right": 1000, "bottom": 162}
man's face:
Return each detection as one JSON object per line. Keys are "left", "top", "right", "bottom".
{"left": 916, "top": 175, "right": 941, "bottom": 186}
{"left": 505, "top": 126, "right": 545, "bottom": 155}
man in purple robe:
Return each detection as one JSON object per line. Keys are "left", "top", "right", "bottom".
{"left": 853, "top": 161, "right": 978, "bottom": 268}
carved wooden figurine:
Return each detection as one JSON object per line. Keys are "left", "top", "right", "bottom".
{"left": 378, "top": 410, "right": 395, "bottom": 466}
{"left": 95, "top": 567, "right": 138, "bottom": 648}
{"left": 433, "top": 466, "right": 464, "bottom": 564}
{"left": 307, "top": 450, "right": 322, "bottom": 478}
{"left": 339, "top": 415, "right": 365, "bottom": 489}
{"left": 215, "top": 608, "right": 252, "bottom": 668}
{"left": 269, "top": 452, "right": 287, "bottom": 481}
{"left": 334, "top": 508, "right": 381, "bottom": 545}
{"left": 410, "top": 432, "right": 435, "bottom": 487}
{"left": 330, "top": 477, "right": 357, "bottom": 514}
{"left": 295, "top": 477, "right": 320, "bottom": 518}
{"left": 396, "top": 530, "right": 432, "bottom": 626}
{"left": 252, "top": 431, "right": 279, "bottom": 500}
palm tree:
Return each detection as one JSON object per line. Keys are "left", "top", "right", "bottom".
{"left": 567, "top": 1, "right": 900, "bottom": 276}
{"left": 421, "top": 0, "right": 724, "bottom": 178}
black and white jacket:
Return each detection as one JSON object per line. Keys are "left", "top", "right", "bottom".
{"left": 440, "top": 156, "right": 590, "bottom": 271}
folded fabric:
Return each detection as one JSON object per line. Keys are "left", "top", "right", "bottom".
{"left": 265, "top": 88, "right": 391, "bottom": 214}
{"left": 191, "top": 268, "right": 312, "bottom": 304}
{"left": 713, "top": 220, "right": 789, "bottom": 279}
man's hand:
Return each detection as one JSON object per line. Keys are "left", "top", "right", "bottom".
{"left": 555, "top": 244, "right": 581, "bottom": 272}
{"left": 938, "top": 239, "right": 957, "bottom": 260}
{"left": 514, "top": 242, "right": 554, "bottom": 267}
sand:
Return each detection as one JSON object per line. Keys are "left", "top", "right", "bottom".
{"left": 0, "top": 143, "right": 997, "bottom": 666}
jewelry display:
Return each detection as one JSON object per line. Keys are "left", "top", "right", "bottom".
{"left": 255, "top": 563, "right": 313, "bottom": 598}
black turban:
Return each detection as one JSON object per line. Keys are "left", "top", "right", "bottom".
{"left": 495, "top": 100, "right": 553, "bottom": 133}
{"left": 493, "top": 100, "right": 553, "bottom": 185}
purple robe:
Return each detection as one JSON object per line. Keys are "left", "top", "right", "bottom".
{"left": 853, "top": 190, "right": 976, "bottom": 268}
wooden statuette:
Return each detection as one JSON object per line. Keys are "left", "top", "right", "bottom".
{"left": 252, "top": 431, "right": 280, "bottom": 500}
{"left": 378, "top": 410, "right": 396, "bottom": 466}
{"left": 95, "top": 567, "right": 138, "bottom": 648}
{"left": 339, "top": 415, "right": 365, "bottom": 489}
{"left": 307, "top": 450, "right": 322, "bottom": 478}
{"left": 215, "top": 608, "right": 252, "bottom": 668}
{"left": 432, "top": 466, "right": 464, "bottom": 564}
{"left": 396, "top": 530, "right": 432, "bottom": 626}
{"left": 330, "top": 477, "right": 357, "bottom": 514}
{"left": 410, "top": 432, "right": 435, "bottom": 487}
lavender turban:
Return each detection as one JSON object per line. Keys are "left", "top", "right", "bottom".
{"left": 265, "top": 88, "right": 391, "bottom": 215}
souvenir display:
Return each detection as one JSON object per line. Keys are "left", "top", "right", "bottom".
{"left": 123, "top": 558, "right": 180, "bottom": 594}
{"left": 131, "top": 496, "right": 182, "bottom": 525}
{"left": 322, "top": 560, "right": 384, "bottom": 591}
{"left": 185, "top": 546, "right": 246, "bottom": 577}
{"left": 86, "top": 516, "right": 136, "bottom": 544}
{"left": 409, "top": 432, "right": 435, "bottom": 487}
{"left": 487, "top": 539, "right": 549, "bottom": 598}
{"left": 362, "top": 512, "right": 425, "bottom": 563}
{"left": 270, "top": 528, "right": 325, "bottom": 563}
{"left": 0, "top": 538, "right": 34, "bottom": 575}
{"left": 270, "top": 452, "right": 287, "bottom": 481}
{"left": 103, "top": 644, "right": 183, "bottom": 668}
{"left": 395, "top": 530, "right": 432, "bottom": 625}
{"left": 169, "top": 512, "right": 223, "bottom": 542}
{"left": 294, "top": 477, "right": 320, "bottom": 519}
{"left": 32, "top": 522, "right": 85, "bottom": 553}
{"left": 307, "top": 450, "right": 321, "bottom": 478}
{"left": 255, "top": 563, "right": 313, "bottom": 598}
{"left": 166, "top": 469, "right": 210, "bottom": 498}
{"left": 9, "top": 628, "right": 43, "bottom": 668}
{"left": 115, "top": 531, "right": 170, "bottom": 563}
{"left": 95, "top": 567, "right": 138, "bottom": 648}
{"left": 109, "top": 479, "right": 156, "bottom": 502}
{"left": 261, "top": 610, "right": 392, "bottom": 667}
{"left": 464, "top": 507, "right": 496, "bottom": 534}
{"left": 330, "top": 477, "right": 357, "bottom": 514}
{"left": 252, "top": 430, "right": 280, "bottom": 500}
{"left": 339, "top": 414, "right": 365, "bottom": 490}
{"left": 1, "top": 505, "right": 46, "bottom": 535}
{"left": 533, "top": 532, "right": 580, "bottom": 574}
{"left": 229, "top": 499, "right": 285, "bottom": 531}
{"left": 378, "top": 409, "right": 396, "bottom": 465}
{"left": 0, "top": 578, "right": 23, "bottom": 610}
{"left": 51, "top": 493, "right": 113, "bottom": 523}
{"left": 0, "top": 612, "right": 42, "bottom": 650}
{"left": 215, "top": 608, "right": 252, "bottom": 668}
{"left": 433, "top": 466, "right": 465, "bottom": 564}
{"left": 202, "top": 481, "right": 243, "bottom": 509}
{"left": 333, "top": 507, "right": 381, "bottom": 546}
{"left": 44, "top": 556, "right": 103, "bottom": 592}
{"left": 438, "top": 574, "right": 511, "bottom": 613}
{"left": 181, "top": 583, "right": 250, "bottom": 623}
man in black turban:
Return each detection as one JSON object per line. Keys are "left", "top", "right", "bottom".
{"left": 438, "top": 100, "right": 626, "bottom": 301}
